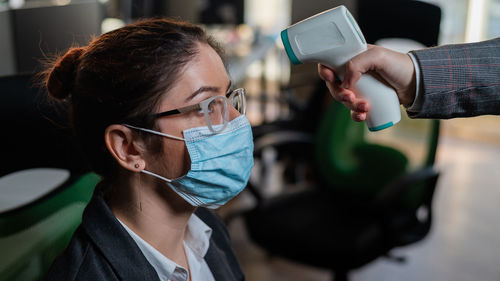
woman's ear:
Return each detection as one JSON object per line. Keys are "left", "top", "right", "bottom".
{"left": 104, "top": 125, "right": 145, "bottom": 172}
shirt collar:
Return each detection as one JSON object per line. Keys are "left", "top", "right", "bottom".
{"left": 118, "top": 213, "right": 212, "bottom": 281}
{"left": 184, "top": 213, "right": 213, "bottom": 257}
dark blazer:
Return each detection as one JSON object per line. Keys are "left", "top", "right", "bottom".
{"left": 44, "top": 185, "right": 244, "bottom": 281}
{"left": 408, "top": 37, "right": 500, "bottom": 119}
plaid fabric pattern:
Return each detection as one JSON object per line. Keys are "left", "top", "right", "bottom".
{"left": 408, "top": 37, "right": 500, "bottom": 119}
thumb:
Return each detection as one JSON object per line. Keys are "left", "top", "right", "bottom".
{"left": 341, "top": 59, "right": 363, "bottom": 89}
{"left": 341, "top": 45, "right": 380, "bottom": 89}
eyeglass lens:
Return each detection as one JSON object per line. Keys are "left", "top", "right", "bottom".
{"left": 206, "top": 97, "right": 226, "bottom": 128}
{"left": 205, "top": 89, "right": 245, "bottom": 133}
{"left": 230, "top": 89, "right": 246, "bottom": 115}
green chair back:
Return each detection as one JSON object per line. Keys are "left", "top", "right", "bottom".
{"left": 0, "top": 173, "right": 99, "bottom": 237}
{"left": 315, "top": 101, "right": 409, "bottom": 196}
{"left": 0, "top": 203, "right": 86, "bottom": 281}
{"left": 315, "top": 99, "right": 440, "bottom": 202}
{"left": 0, "top": 172, "right": 100, "bottom": 281}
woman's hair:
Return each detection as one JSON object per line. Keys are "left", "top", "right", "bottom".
{"left": 40, "top": 18, "right": 224, "bottom": 178}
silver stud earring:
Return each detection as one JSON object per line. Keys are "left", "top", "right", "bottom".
{"left": 134, "top": 163, "right": 140, "bottom": 169}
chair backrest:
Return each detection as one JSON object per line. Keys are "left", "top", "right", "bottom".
{"left": 358, "top": 0, "right": 442, "bottom": 206}
{"left": 0, "top": 73, "right": 99, "bottom": 279}
{"left": 357, "top": 0, "right": 442, "bottom": 47}
{"left": 0, "top": 72, "right": 96, "bottom": 227}
{"left": 315, "top": 101, "right": 409, "bottom": 195}
{"left": 0, "top": 172, "right": 99, "bottom": 237}
{"left": 315, "top": 0, "right": 442, "bottom": 194}
{"left": 0, "top": 202, "right": 88, "bottom": 281}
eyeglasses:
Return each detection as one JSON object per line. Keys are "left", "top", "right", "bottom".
{"left": 153, "top": 88, "right": 246, "bottom": 133}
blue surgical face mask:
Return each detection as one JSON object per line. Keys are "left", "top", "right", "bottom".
{"left": 125, "top": 115, "right": 254, "bottom": 209}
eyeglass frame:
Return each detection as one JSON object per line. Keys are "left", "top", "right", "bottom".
{"left": 151, "top": 88, "right": 246, "bottom": 133}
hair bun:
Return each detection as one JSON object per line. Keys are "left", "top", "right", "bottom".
{"left": 46, "top": 47, "right": 85, "bottom": 100}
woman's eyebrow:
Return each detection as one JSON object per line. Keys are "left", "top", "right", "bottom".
{"left": 186, "top": 81, "right": 232, "bottom": 102}
{"left": 185, "top": 86, "right": 219, "bottom": 102}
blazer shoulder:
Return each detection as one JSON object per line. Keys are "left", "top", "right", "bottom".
{"left": 44, "top": 227, "right": 119, "bottom": 281}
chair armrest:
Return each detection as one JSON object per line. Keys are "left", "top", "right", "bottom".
{"left": 373, "top": 167, "right": 440, "bottom": 208}
{"left": 253, "top": 130, "right": 314, "bottom": 154}
{"left": 242, "top": 130, "right": 314, "bottom": 207}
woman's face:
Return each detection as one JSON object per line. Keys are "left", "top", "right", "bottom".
{"left": 145, "top": 43, "right": 238, "bottom": 179}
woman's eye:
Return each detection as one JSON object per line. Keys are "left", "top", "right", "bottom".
{"left": 207, "top": 100, "right": 216, "bottom": 113}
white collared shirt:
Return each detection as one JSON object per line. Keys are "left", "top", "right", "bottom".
{"left": 118, "top": 214, "right": 215, "bottom": 281}
{"left": 406, "top": 52, "right": 424, "bottom": 112}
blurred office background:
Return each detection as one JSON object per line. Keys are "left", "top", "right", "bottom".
{"left": 0, "top": 0, "right": 499, "bottom": 280}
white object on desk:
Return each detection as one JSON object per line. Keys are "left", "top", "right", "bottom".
{"left": 375, "top": 38, "right": 427, "bottom": 53}
{"left": 0, "top": 168, "right": 70, "bottom": 213}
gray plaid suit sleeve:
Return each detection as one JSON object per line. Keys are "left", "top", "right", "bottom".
{"left": 407, "top": 37, "right": 500, "bottom": 119}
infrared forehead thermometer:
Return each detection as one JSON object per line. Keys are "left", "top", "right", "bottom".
{"left": 281, "top": 5, "right": 401, "bottom": 131}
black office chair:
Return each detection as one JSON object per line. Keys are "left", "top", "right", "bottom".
{"left": 250, "top": 78, "right": 328, "bottom": 192}
{"left": 357, "top": 0, "right": 442, "bottom": 48}
{"left": 242, "top": 98, "right": 440, "bottom": 281}
{"left": 229, "top": 1, "right": 443, "bottom": 280}
{"left": 0, "top": 74, "right": 99, "bottom": 280}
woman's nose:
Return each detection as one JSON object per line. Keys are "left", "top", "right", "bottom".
{"left": 228, "top": 106, "right": 240, "bottom": 121}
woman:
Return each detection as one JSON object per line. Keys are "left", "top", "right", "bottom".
{"left": 43, "top": 18, "right": 253, "bottom": 281}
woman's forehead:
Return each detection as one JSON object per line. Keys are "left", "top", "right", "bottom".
{"left": 159, "top": 45, "right": 230, "bottom": 109}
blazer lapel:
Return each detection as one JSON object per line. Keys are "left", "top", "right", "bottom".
{"left": 82, "top": 185, "right": 160, "bottom": 281}
{"left": 205, "top": 240, "right": 238, "bottom": 281}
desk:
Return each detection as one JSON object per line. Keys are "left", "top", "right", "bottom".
{"left": 0, "top": 168, "right": 69, "bottom": 214}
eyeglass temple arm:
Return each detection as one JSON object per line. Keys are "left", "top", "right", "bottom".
{"left": 153, "top": 104, "right": 201, "bottom": 118}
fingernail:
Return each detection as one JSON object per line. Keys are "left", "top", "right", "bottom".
{"left": 357, "top": 103, "right": 368, "bottom": 111}
{"left": 356, "top": 112, "right": 366, "bottom": 121}
{"left": 353, "top": 113, "right": 362, "bottom": 122}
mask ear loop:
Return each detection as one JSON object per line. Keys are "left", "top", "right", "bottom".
{"left": 124, "top": 124, "right": 185, "bottom": 141}
{"left": 124, "top": 124, "right": 179, "bottom": 183}
{"left": 141, "top": 169, "right": 173, "bottom": 183}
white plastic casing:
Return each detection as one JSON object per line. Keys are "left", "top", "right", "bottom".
{"left": 281, "top": 5, "right": 401, "bottom": 131}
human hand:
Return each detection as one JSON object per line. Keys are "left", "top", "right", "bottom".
{"left": 318, "top": 44, "right": 417, "bottom": 122}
